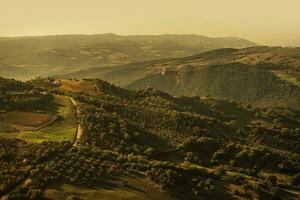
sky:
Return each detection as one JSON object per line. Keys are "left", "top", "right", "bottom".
{"left": 1, "top": 0, "right": 299, "bottom": 46}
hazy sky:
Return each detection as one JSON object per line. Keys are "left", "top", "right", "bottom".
{"left": 1, "top": 0, "right": 299, "bottom": 46}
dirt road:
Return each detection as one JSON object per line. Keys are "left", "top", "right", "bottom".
{"left": 69, "top": 97, "right": 83, "bottom": 146}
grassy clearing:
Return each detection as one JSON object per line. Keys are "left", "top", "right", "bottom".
{"left": 44, "top": 176, "right": 175, "bottom": 200}
{"left": 0, "top": 95, "right": 76, "bottom": 143}
{"left": 272, "top": 70, "right": 300, "bottom": 87}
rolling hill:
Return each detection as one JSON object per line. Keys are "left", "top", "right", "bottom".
{"left": 0, "top": 34, "right": 256, "bottom": 79}
{"left": 1, "top": 78, "right": 299, "bottom": 200}
{"left": 64, "top": 46, "right": 300, "bottom": 109}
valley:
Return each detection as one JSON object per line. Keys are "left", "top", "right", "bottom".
{"left": 0, "top": 34, "right": 256, "bottom": 80}
{"left": 64, "top": 47, "right": 300, "bottom": 109}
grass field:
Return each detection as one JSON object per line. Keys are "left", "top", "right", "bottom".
{"left": 59, "top": 79, "right": 98, "bottom": 95}
{"left": 0, "top": 95, "right": 76, "bottom": 143}
{"left": 44, "top": 176, "right": 175, "bottom": 200}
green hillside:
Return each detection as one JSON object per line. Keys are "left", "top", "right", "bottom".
{"left": 0, "top": 34, "right": 256, "bottom": 79}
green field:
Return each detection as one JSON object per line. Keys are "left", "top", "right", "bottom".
{"left": 0, "top": 95, "right": 76, "bottom": 142}
{"left": 272, "top": 70, "right": 300, "bottom": 87}
{"left": 44, "top": 176, "right": 175, "bottom": 200}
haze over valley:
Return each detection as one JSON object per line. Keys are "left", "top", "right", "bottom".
{"left": 0, "top": 0, "right": 299, "bottom": 200}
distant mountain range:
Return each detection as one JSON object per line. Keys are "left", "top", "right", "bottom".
{"left": 1, "top": 34, "right": 299, "bottom": 109}
{"left": 0, "top": 34, "right": 256, "bottom": 79}
{"left": 64, "top": 46, "right": 300, "bottom": 109}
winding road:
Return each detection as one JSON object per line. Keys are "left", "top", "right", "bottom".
{"left": 69, "top": 97, "right": 83, "bottom": 147}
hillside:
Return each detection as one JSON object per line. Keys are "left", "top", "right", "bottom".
{"left": 65, "top": 47, "right": 300, "bottom": 109}
{"left": 0, "top": 34, "right": 256, "bottom": 79}
{"left": 0, "top": 78, "right": 299, "bottom": 200}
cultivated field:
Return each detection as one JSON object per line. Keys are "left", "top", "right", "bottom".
{"left": 0, "top": 95, "right": 76, "bottom": 143}
{"left": 0, "top": 111, "right": 57, "bottom": 131}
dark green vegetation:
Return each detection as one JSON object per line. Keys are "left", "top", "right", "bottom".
{"left": 0, "top": 34, "right": 256, "bottom": 79}
{"left": 66, "top": 46, "right": 300, "bottom": 109}
{"left": 0, "top": 77, "right": 53, "bottom": 111}
{"left": 0, "top": 78, "right": 299, "bottom": 200}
